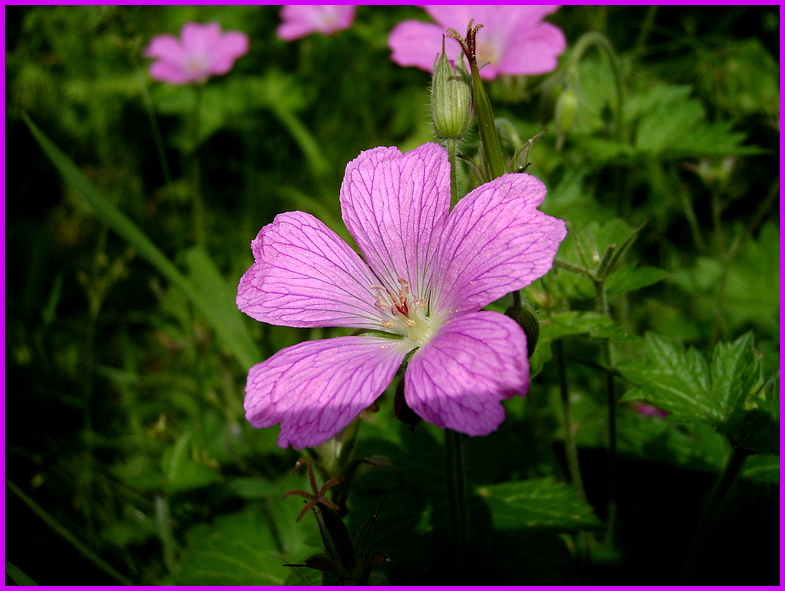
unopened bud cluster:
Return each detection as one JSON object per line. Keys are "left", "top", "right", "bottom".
{"left": 430, "top": 45, "right": 473, "bottom": 141}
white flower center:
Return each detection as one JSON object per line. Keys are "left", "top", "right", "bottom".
{"left": 371, "top": 278, "right": 436, "bottom": 346}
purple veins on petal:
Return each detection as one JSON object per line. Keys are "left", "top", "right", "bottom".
{"left": 237, "top": 211, "right": 384, "bottom": 329}
{"left": 245, "top": 336, "right": 407, "bottom": 450}
{"left": 340, "top": 143, "right": 451, "bottom": 301}
{"left": 404, "top": 311, "right": 529, "bottom": 436}
{"left": 432, "top": 172, "right": 567, "bottom": 314}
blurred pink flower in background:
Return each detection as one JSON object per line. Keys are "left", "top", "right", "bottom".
{"left": 277, "top": 5, "right": 357, "bottom": 41}
{"left": 635, "top": 403, "right": 670, "bottom": 419}
{"left": 389, "top": 5, "right": 566, "bottom": 80}
{"left": 144, "top": 22, "right": 249, "bottom": 85}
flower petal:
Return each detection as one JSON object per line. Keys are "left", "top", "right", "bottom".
{"left": 237, "top": 211, "right": 385, "bottom": 329}
{"left": 339, "top": 143, "right": 450, "bottom": 302}
{"left": 278, "top": 5, "right": 356, "bottom": 40}
{"left": 388, "top": 20, "right": 463, "bottom": 72}
{"left": 245, "top": 336, "right": 407, "bottom": 449}
{"left": 207, "top": 30, "right": 249, "bottom": 76}
{"left": 181, "top": 22, "right": 222, "bottom": 57}
{"left": 404, "top": 311, "right": 528, "bottom": 436}
{"left": 498, "top": 21, "right": 566, "bottom": 76}
{"left": 432, "top": 172, "right": 567, "bottom": 314}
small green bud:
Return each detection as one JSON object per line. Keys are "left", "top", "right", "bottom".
{"left": 554, "top": 88, "right": 579, "bottom": 150}
{"left": 430, "top": 39, "right": 473, "bottom": 141}
{"left": 504, "top": 299, "right": 540, "bottom": 358}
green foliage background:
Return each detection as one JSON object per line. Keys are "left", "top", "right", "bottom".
{"left": 5, "top": 5, "right": 779, "bottom": 586}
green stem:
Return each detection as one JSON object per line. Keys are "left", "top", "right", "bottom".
{"left": 446, "top": 138, "right": 460, "bottom": 208}
{"left": 593, "top": 246, "right": 618, "bottom": 545}
{"left": 680, "top": 446, "right": 750, "bottom": 583}
{"left": 6, "top": 479, "right": 135, "bottom": 585}
{"left": 269, "top": 103, "right": 330, "bottom": 178}
{"left": 470, "top": 67, "right": 505, "bottom": 179}
{"left": 155, "top": 494, "right": 178, "bottom": 572}
{"left": 553, "top": 257, "right": 596, "bottom": 279}
{"left": 568, "top": 31, "right": 625, "bottom": 145}
{"left": 137, "top": 69, "right": 173, "bottom": 188}
{"left": 554, "top": 340, "right": 586, "bottom": 501}
{"left": 632, "top": 5, "right": 659, "bottom": 62}
{"left": 190, "top": 85, "right": 206, "bottom": 249}
{"left": 445, "top": 429, "right": 469, "bottom": 581}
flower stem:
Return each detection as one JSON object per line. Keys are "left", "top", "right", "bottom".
{"left": 446, "top": 138, "right": 460, "bottom": 208}
{"left": 680, "top": 446, "right": 751, "bottom": 583}
{"left": 445, "top": 428, "right": 469, "bottom": 580}
{"left": 189, "top": 85, "right": 206, "bottom": 249}
{"left": 554, "top": 339, "right": 585, "bottom": 499}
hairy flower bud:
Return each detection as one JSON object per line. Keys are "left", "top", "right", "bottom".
{"left": 430, "top": 40, "right": 473, "bottom": 141}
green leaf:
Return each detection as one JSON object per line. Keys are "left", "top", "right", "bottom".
{"left": 619, "top": 332, "right": 777, "bottom": 452}
{"left": 606, "top": 265, "right": 670, "bottom": 296}
{"left": 477, "top": 477, "right": 603, "bottom": 532}
{"left": 184, "top": 247, "right": 261, "bottom": 367}
{"left": 6, "top": 561, "right": 39, "bottom": 586}
{"left": 161, "top": 433, "right": 221, "bottom": 494}
{"left": 166, "top": 507, "right": 292, "bottom": 585}
{"left": 23, "top": 114, "right": 261, "bottom": 370}
{"left": 742, "top": 454, "right": 780, "bottom": 484}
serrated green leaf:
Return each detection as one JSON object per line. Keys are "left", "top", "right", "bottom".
{"left": 619, "top": 332, "right": 776, "bottom": 453}
{"left": 477, "top": 477, "right": 603, "bottom": 532}
{"left": 619, "top": 333, "right": 721, "bottom": 424}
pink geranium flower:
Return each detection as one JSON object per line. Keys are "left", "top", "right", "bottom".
{"left": 237, "top": 143, "right": 566, "bottom": 449}
{"left": 277, "top": 5, "right": 356, "bottom": 41}
{"left": 389, "top": 5, "right": 566, "bottom": 80}
{"left": 144, "top": 22, "right": 249, "bottom": 85}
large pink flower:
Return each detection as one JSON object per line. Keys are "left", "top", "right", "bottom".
{"left": 237, "top": 143, "right": 566, "bottom": 449}
{"left": 144, "top": 22, "right": 249, "bottom": 85}
{"left": 277, "top": 5, "right": 356, "bottom": 41}
{"left": 389, "top": 5, "right": 566, "bottom": 80}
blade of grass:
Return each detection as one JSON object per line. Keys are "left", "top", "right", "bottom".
{"left": 23, "top": 113, "right": 261, "bottom": 370}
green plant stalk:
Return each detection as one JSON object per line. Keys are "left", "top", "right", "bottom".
{"left": 445, "top": 428, "right": 469, "bottom": 580}
{"left": 680, "top": 446, "right": 751, "bottom": 583}
{"left": 136, "top": 69, "right": 173, "bottom": 187}
{"left": 469, "top": 64, "right": 506, "bottom": 180}
{"left": 554, "top": 339, "right": 586, "bottom": 500}
{"left": 710, "top": 181, "right": 778, "bottom": 345}
{"left": 568, "top": 31, "right": 626, "bottom": 216}
{"left": 269, "top": 102, "right": 330, "bottom": 177}
{"left": 6, "top": 479, "right": 135, "bottom": 585}
{"left": 594, "top": 246, "right": 618, "bottom": 545}
{"left": 446, "top": 138, "right": 460, "bottom": 207}
{"left": 190, "top": 85, "right": 206, "bottom": 249}
{"left": 155, "top": 494, "right": 178, "bottom": 572}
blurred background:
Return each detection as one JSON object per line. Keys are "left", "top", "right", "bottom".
{"left": 5, "top": 5, "right": 779, "bottom": 585}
